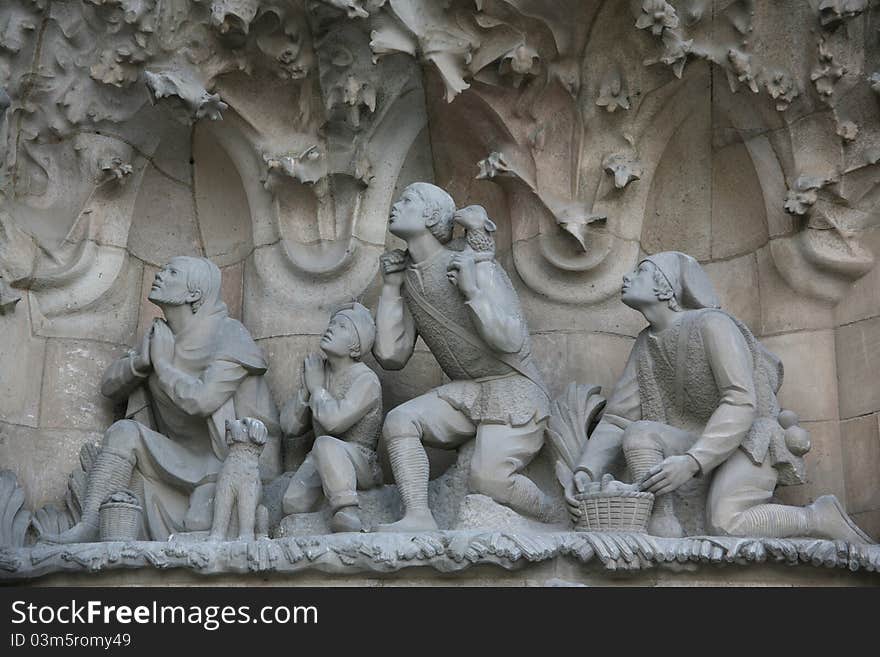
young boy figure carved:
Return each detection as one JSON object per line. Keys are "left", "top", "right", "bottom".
{"left": 281, "top": 303, "right": 383, "bottom": 533}
{"left": 569, "top": 251, "right": 874, "bottom": 544}
{"left": 374, "top": 183, "right": 554, "bottom": 532}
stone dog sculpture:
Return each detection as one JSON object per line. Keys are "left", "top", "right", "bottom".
{"left": 569, "top": 251, "right": 875, "bottom": 544}
{"left": 373, "top": 182, "right": 556, "bottom": 531}
{"left": 210, "top": 417, "right": 268, "bottom": 542}
{"left": 40, "top": 256, "right": 281, "bottom": 543}
{"left": 281, "top": 303, "right": 383, "bottom": 533}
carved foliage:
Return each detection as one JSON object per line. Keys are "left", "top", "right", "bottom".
{"left": 545, "top": 384, "right": 605, "bottom": 489}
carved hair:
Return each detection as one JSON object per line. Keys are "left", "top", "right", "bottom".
{"left": 651, "top": 266, "right": 681, "bottom": 311}
{"left": 169, "top": 256, "right": 223, "bottom": 314}
{"left": 406, "top": 182, "right": 455, "bottom": 244}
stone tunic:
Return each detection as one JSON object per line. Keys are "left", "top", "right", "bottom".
{"left": 375, "top": 246, "right": 548, "bottom": 427}
{"left": 281, "top": 362, "right": 383, "bottom": 482}
{"left": 577, "top": 309, "right": 805, "bottom": 484}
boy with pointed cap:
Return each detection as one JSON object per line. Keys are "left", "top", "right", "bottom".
{"left": 281, "top": 303, "right": 383, "bottom": 533}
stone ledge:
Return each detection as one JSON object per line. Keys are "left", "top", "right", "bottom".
{"left": 2, "top": 532, "right": 878, "bottom": 583}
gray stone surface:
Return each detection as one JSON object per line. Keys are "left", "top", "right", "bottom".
{"left": 0, "top": 423, "right": 101, "bottom": 512}
{"left": 841, "top": 414, "right": 880, "bottom": 514}
{"left": 775, "top": 420, "right": 847, "bottom": 508}
{"left": 39, "top": 340, "right": 126, "bottom": 432}
{"left": 0, "top": 294, "right": 45, "bottom": 428}
{"left": 762, "top": 330, "right": 840, "bottom": 423}
{"left": 1, "top": 0, "right": 879, "bottom": 586}
{"left": 836, "top": 316, "right": 880, "bottom": 419}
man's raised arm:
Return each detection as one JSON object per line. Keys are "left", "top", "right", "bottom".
{"left": 154, "top": 358, "right": 249, "bottom": 418}
{"left": 373, "top": 250, "right": 417, "bottom": 370}
{"left": 149, "top": 320, "right": 248, "bottom": 417}
{"left": 462, "top": 260, "right": 526, "bottom": 354}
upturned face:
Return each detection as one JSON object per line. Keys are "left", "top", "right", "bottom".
{"left": 320, "top": 314, "right": 357, "bottom": 358}
{"left": 388, "top": 188, "right": 429, "bottom": 239}
{"left": 148, "top": 259, "right": 195, "bottom": 307}
{"left": 621, "top": 260, "right": 662, "bottom": 310}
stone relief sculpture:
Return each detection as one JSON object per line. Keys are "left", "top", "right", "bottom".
{"left": 281, "top": 303, "right": 383, "bottom": 533}
{"left": 568, "top": 252, "right": 875, "bottom": 545}
{"left": 373, "top": 183, "right": 557, "bottom": 531}
{"left": 210, "top": 417, "right": 269, "bottom": 542}
{"left": 39, "top": 257, "right": 281, "bottom": 544}
{"left": 1, "top": 1, "right": 879, "bottom": 585}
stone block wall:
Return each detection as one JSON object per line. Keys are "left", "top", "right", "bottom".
{"left": 835, "top": 226, "right": 880, "bottom": 538}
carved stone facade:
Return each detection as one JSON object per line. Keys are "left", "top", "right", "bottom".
{"left": 1, "top": 1, "right": 879, "bottom": 585}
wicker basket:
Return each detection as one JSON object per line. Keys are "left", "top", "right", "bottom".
{"left": 99, "top": 490, "right": 142, "bottom": 542}
{"left": 574, "top": 490, "right": 654, "bottom": 533}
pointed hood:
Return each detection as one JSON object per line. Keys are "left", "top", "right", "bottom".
{"left": 642, "top": 251, "right": 721, "bottom": 310}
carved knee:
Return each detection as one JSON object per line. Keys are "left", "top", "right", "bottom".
{"left": 103, "top": 420, "right": 140, "bottom": 456}
{"left": 621, "top": 421, "right": 665, "bottom": 452}
{"left": 705, "top": 498, "right": 740, "bottom": 536}
{"left": 469, "top": 467, "right": 514, "bottom": 505}
{"left": 382, "top": 406, "right": 419, "bottom": 441}
{"left": 313, "top": 434, "right": 341, "bottom": 458}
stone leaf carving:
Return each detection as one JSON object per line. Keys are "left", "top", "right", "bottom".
{"left": 254, "top": 8, "right": 316, "bottom": 80}
{"left": 31, "top": 443, "right": 102, "bottom": 541}
{"left": 475, "top": 150, "right": 607, "bottom": 254}
{"left": 369, "top": 0, "right": 477, "bottom": 102}
{"left": 206, "top": 0, "right": 261, "bottom": 38}
{"left": 764, "top": 70, "right": 800, "bottom": 112}
{"left": 635, "top": 0, "right": 680, "bottom": 37}
{"left": 369, "top": 0, "right": 586, "bottom": 105}
{"left": 811, "top": 39, "right": 846, "bottom": 99}
{"left": 318, "top": 0, "right": 372, "bottom": 20}
{"left": 784, "top": 176, "right": 829, "bottom": 217}
{"left": 318, "top": 24, "right": 379, "bottom": 128}
{"left": 602, "top": 152, "right": 643, "bottom": 190}
{"left": 144, "top": 69, "right": 229, "bottom": 121}
{"left": 836, "top": 120, "right": 859, "bottom": 142}
{"left": 263, "top": 145, "right": 328, "bottom": 187}
{"left": 818, "top": 0, "right": 867, "bottom": 30}
{"left": 596, "top": 72, "right": 630, "bottom": 113}
{"left": 98, "top": 157, "right": 135, "bottom": 186}
{"left": 550, "top": 202, "right": 608, "bottom": 255}
{"left": 726, "top": 48, "right": 759, "bottom": 94}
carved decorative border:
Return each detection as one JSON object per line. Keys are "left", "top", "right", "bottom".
{"left": 2, "top": 531, "right": 878, "bottom": 582}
